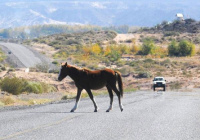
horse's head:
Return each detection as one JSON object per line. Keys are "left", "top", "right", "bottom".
{"left": 58, "top": 62, "right": 69, "bottom": 81}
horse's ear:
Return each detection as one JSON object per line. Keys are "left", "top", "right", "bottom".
{"left": 65, "top": 62, "right": 68, "bottom": 66}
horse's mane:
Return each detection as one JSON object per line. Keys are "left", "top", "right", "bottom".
{"left": 69, "top": 65, "right": 92, "bottom": 73}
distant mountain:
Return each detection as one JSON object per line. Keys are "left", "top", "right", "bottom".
{"left": 0, "top": 0, "right": 200, "bottom": 28}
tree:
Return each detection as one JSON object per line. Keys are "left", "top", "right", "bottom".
{"left": 168, "top": 40, "right": 195, "bottom": 57}
{"left": 139, "top": 39, "right": 156, "bottom": 55}
{"left": 179, "top": 40, "right": 195, "bottom": 56}
{"left": 91, "top": 44, "right": 101, "bottom": 55}
{"left": 168, "top": 40, "right": 179, "bottom": 56}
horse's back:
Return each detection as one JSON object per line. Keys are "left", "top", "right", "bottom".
{"left": 83, "top": 68, "right": 116, "bottom": 90}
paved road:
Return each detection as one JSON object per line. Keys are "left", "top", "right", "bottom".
{"left": 0, "top": 91, "right": 200, "bottom": 140}
{"left": 0, "top": 42, "right": 44, "bottom": 68}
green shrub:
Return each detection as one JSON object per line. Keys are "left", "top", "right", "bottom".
{"left": 48, "top": 41, "right": 59, "bottom": 47}
{"left": 35, "top": 63, "right": 49, "bottom": 73}
{"left": 0, "top": 48, "right": 6, "bottom": 62}
{"left": 23, "top": 82, "right": 43, "bottom": 94}
{"left": 52, "top": 61, "right": 59, "bottom": 65}
{"left": 168, "top": 40, "right": 195, "bottom": 57}
{"left": 179, "top": 40, "right": 195, "bottom": 56}
{"left": 23, "top": 81, "right": 56, "bottom": 94}
{"left": 0, "top": 77, "right": 57, "bottom": 95}
{"left": 0, "top": 77, "right": 26, "bottom": 95}
{"left": 139, "top": 39, "right": 156, "bottom": 55}
{"left": 164, "top": 31, "right": 180, "bottom": 37}
{"left": 39, "top": 40, "right": 47, "bottom": 44}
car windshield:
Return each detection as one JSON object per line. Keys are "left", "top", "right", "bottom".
{"left": 154, "top": 78, "right": 164, "bottom": 81}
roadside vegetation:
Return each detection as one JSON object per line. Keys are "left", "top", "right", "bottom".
{"left": 0, "top": 48, "right": 6, "bottom": 63}
{"left": 0, "top": 77, "right": 57, "bottom": 95}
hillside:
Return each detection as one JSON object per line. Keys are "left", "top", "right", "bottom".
{"left": 0, "top": 0, "right": 200, "bottom": 28}
{"left": 144, "top": 19, "right": 200, "bottom": 33}
{"left": 28, "top": 30, "right": 117, "bottom": 48}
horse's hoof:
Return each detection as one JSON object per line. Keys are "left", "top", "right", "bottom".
{"left": 106, "top": 110, "right": 110, "bottom": 112}
{"left": 121, "top": 108, "right": 123, "bottom": 112}
{"left": 94, "top": 109, "right": 98, "bottom": 112}
{"left": 70, "top": 110, "right": 74, "bottom": 112}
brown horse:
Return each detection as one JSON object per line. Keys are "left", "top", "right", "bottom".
{"left": 58, "top": 62, "right": 123, "bottom": 112}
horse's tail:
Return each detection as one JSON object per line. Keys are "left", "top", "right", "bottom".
{"left": 115, "top": 71, "right": 123, "bottom": 97}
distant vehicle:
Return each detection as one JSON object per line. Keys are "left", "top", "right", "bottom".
{"left": 153, "top": 77, "right": 166, "bottom": 91}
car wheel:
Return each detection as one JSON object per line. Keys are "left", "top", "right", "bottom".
{"left": 163, "top": 86, "right": 166, "bottom": 91}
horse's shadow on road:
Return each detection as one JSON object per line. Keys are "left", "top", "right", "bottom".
{"left": 27, "top": 111, "right": 94, "bottom": 114}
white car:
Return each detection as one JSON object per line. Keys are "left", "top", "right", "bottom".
{"left": 153, "top": 77, "right": 166, "bottom": 91}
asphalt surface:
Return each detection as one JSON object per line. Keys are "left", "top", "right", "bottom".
{"left": 0, "top": 42, "right": 46, "bottom": 68}
{"left": 0, "top": 91, "right": 200, "bottom": 140}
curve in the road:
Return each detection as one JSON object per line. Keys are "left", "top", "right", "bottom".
{"left": 0, "top": 42, "right": 42, "bottom": 68}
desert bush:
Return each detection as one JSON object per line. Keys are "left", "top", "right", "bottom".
{"left": 35, "top": 63, "right": 49, "bottom": 73}
{"left": 164, "top": 31, "right": 180, "bottom": 37}
{"left": 61, "top": 95, "right": 68, "bottom": 100}
{"left": 179, "top": 40, "right": 195, "bottom": 56}
{"left": 52, "top": 61, "right": 59, "bottom": 65}
{"left": 53, "top": 50, "right": 68, "bottom": 59}
{"left": 23, "top": 81, "right": 56, "bottom": 94}
{"left": 23, "top": 82, "right": 43, "bottom": 94}
{"left": 194, "top": 37, "right": 200, "bottom": 44}
{"left": 0, "top": 77, "right": 57, "bottom": 95}
{"left": 118, "top": 45, "right": 130, "bottom": 54}
{"left": 168, "top": 40, "right": 195, "bottom": 56}
{"left": 168, "top": 40, "right": 179, "bottom": 56}
{"left": 137, "top": 71, "right": 152, "bottom": 78}
{"left": 108, "top": 49, "right": 121, "bottom": 62}
{"left": 0, "top": 96, "right": 15, "bottom": 105}
{"left": 39, "top": 39, "right": 47, "bottom": 44}
{"left": 48, "top": 69, "right": 59, "bottom": 74}
{"left": 91, "top": 44, "right": 102, "bottom": 55}
{"left": 0, "top": 48, "right": 6, "bottom": 62}
{"left": 0, "top": 64, "right": 6, "bottom": 71}
{"left": 0, "top": 77, "right": 26, "bottom": 95}
{"left": 48, "top": 41, "right": 59, "bottom": 47}
{"left": 64, "top": 39, "right": 81, "bottom": 46}
{"left": 169, "top": 81, "right": 182, "bottom": 90}
{"left": 160, "top": 59, "right": 171, "bottom": 67}
{"left": 116, "top": 60, "right": 126, "bottom": 67}
{"left": 138, "top": 39, "right": 156, "bottom": 55}
{"left": 130, "top": 44, "right": 140, "bottom": 54}
{"left": 33, "top": 38, "right": 39, "bottom": 42}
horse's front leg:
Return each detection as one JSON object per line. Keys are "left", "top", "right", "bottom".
{"left": 86, "top": 89, "right": 98, "bottom": 112}
{"left": 71, "top": 88, "right": 83, "bottom": 112}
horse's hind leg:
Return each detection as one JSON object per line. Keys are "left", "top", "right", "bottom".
{"left": 110, "top": 85, "right": 123, "bottom": 112}
{"left": 86, "top": 89, "right": 98, "bottom": 112}
{"left": 106, "top": 85, "right": 113, "bottom": 112}
{"left": 71, "top": 88, "right": 83, "bottom": 112}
